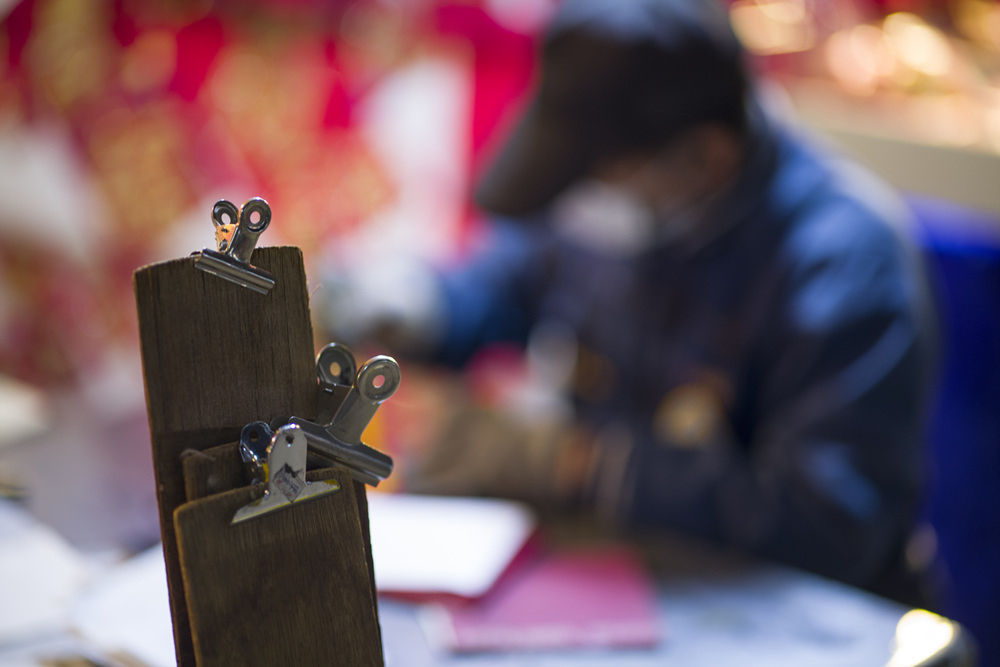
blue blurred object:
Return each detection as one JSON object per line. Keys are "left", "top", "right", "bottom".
{"left": 910, "top": 194, "right": 1000, "bottom": 667}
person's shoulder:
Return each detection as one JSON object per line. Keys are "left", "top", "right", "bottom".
{"left": 772, "top": 128, "right": 915, "bottom": 267}
{"left": 763, "top": 130, "right": 929, "bottom": 329}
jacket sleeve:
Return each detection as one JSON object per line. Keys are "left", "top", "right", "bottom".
{"left": 430, "top": 220, "right": 544, "bottom": 367}
{"left": 624, "top": 210, "right": 938, "bottom": 587}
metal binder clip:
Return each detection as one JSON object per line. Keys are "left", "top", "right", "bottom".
{"left": 290, "top": 354, "right": 399, "bottom": 487}
{"left": 260, "top": 342, "right": 358, "bottom": 447}
{"left": 232, "top": 424, "right": 340, "bottom": 524}
{"left": 193, "top": 197, "right": 276, "bottom": 294}
{"left": 239, "top": 421, "right": 272, "bottom": 485}
{"left": 314, "top": 342, "right": 358, "bottom": 426}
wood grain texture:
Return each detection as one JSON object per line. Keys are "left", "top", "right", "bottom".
{"left": 181, "top": 442, "right": 381, "bottom": 643}
{"left": 181, "top": 442, "right": 382, "bottom": 653}
{"left": 183, "top": 442, "right": 249, "bottom": 502}
{"left": 174, "top": 467, "right": 383, "bottom": 667}
{"left": 352, "top": 480, "right": 382, "bottom": 649}
{"left": 134, "top": 246, "right": 316, "bottom": 436}
{"left": 134, "top": 246, "right": 319, "bottom": 665}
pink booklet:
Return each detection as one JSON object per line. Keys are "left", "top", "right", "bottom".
{"left": 421, "top": 544, "right": 661, "bottom": 653}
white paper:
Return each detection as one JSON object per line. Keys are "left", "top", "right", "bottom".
{"left": 72, "top": 546, "right": 174, "bottom": 667}
{"left": 0, "top": 501, "right": 91, "bottom": 645}
{"left": 367, "top": 493, "right": 536, "bottom": 599}
{"left": 0, "top": 376, "right": 50, "bottom": 450}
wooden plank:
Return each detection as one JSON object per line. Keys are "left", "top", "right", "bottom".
{"left": 134, "top": 246, "right": 316, "bottom": 436}
{"left": 352, "top": 481, "right": 381, "bottom": 649}
{"left": 174, "top": 467, "right": 383, "bottom": 667}
{"left": 181, "top": 442, "right": 382, "bottom": 646}
{"left": 180, "top": 441, "right": 382, "bottom": 653}
{"left": 134, "top": 246, "right": 318, "bottom": 666}
{"left": 182, "top": 442, "right": 248, "bottom": 502}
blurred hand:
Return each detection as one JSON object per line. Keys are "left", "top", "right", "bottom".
{"left": 404, "top": 401, "right": 596, "bottom": 511}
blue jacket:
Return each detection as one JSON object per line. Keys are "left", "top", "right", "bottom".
{"left": 433, "top": 116, "right": 938, "bottom": 597}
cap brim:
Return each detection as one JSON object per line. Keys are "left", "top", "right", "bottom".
{"left": 474, "top": 100, "right": 597, "bottom": 218}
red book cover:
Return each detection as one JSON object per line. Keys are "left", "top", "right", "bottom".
{"left": 422, "top": 544, "right": 661, "bottom": 653}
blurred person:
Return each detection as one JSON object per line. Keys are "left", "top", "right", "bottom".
{"left": 319, "top": 0, "right": 938, "bottom": 605}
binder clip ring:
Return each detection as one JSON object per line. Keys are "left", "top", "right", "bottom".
{"left": 194, "top": 197, "right": 276, "bottom": 294}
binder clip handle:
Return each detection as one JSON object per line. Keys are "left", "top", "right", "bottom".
{"left": 194, "top": 196, "right": 276, "bottom": 294}
{"left": 230, "top": 197, "right": 271, "bottom": 264}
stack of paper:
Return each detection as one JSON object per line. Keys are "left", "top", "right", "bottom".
{"left": 367, "top": 493, "right": 661, "bottom": 653}
{"left": 367, "top": 493, "right": 537, "bottom": 601}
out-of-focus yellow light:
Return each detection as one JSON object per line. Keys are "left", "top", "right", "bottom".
{"left": 756, "top": 0, "right": 806, "bottom": 23}
{"left": 730, "top": 0, "right": 815, "bottom": 55}
{"left": 886, "top": 609, "right": 957, "bottom": 667}
{"left": 952, "top": 0, "right": 1000, "bottom": 51}
{"left": 209, "top": 49, "right": 275, "bottom": 115}
{"left": 825, "top": 28, "right": 879, "bottom": 96}
{"left": 27, "top": 0, "right": 114, "bottom": 109}
{"left": 983, "top": 89, "right": 1000, "bottom": 152}
{"left": 912, "top": 93, "right": 982, "bottom": 147}
{"left": 120, "top": 30, "right": 177, "bottom": 94}
{"left": 849, "top": 24, "right": 896, "bottom": 78}
{"left": 985, "top": 95, "right": 1000, "bottom": 150}
{"left": 883, "top": 12, "right": 954, "bottom": 77}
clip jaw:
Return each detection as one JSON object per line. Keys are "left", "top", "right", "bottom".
{"left": 232, "top": 424, "right": 340, "bottom": 524}
{"left": 194, "top": 198, "right": 276, "bottom": 294}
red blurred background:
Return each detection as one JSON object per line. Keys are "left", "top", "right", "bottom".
{"left": 0, "top": 1, "right": 998, "bottom": 661}
{"left": 2, "top": 0, "right": 998, "bottom": 391}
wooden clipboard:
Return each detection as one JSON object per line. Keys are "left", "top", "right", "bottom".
{"left": 134, "top": 246, "right": 383, "bottom": 666}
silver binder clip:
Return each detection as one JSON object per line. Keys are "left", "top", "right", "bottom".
{"left": 314, "top": 342, "right": 358, "bottom": 426}
{"left": 261, "top": 342, "right": 358, "bottom": 446}
{"left": 194, "top": 197, "right": 276, "bottom": 294}
{"left": 238, "top": 421, "right": 272, "bottom": 485}
{"left": 232, "top": 424, "right": 340, "bottom": 524}
{"left": 291, "top": 354, "right": 399, "bottom": 487}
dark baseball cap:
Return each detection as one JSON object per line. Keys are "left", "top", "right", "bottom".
{"left": 474, "top": 0, "right": 748, "bottom": 217}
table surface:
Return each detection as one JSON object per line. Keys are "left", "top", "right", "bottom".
{"left": 376, "top": 532, "right": 910, "bottom": 667}
{"left": 0, "top": 500, "right": 922, "bottom": 667}
{"left": 0, "top": 387, "right": 974, "bottom": 667}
